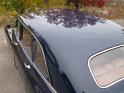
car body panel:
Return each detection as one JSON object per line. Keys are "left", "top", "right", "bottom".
{"left": 5, "top": 9, "right": 124, "bottom": 93}
{"left": 4, "top": 25, "right": 53, "bottom": 93}
{"left": 19, "top": 9, "right": 124, "bottom": 93}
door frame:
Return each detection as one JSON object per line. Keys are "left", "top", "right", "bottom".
{"left": 16, "top": 17, "right": 57, "bottom": 93}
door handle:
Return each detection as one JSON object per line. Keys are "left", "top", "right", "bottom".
{"left": 24, "top": 62, "right": 31, "bottom": 69}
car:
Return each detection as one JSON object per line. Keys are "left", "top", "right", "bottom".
{"left": 4, "top": 9, "right": 124, "bottom": 93}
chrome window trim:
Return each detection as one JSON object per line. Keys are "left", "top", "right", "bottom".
{"left": 16, "top": 18, "right": 57, "bottom": 93}
{"left": 18, "top": 19, "right": 50, "bottom": 79}
{"left": 88, "top": 44, "right": 124, "bottom": 89}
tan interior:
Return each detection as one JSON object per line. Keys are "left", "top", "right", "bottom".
{"left": 35, "top": 43, "right": 49, "bottom": 78}
{"left": 22, "top": 28, "right": 32, "bottom": 55}
{"left": 22, "top": 27, "right": 49, "bottom": 78}
{"left": 93, "top": 58, "right": 124, "bottom": 87}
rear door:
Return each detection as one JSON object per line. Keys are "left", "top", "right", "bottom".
{"left": 15, "top": 21, "right": 35, "bottom": 93}
{"left": 4, "top": 23, "right": 27, "bottom": 93}
{"left": 16, "top": 20, "right": 56, "bottom": 93}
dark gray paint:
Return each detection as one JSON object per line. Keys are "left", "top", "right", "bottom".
{"left": 20, "top": 9, "right": 124, "bottom": 93}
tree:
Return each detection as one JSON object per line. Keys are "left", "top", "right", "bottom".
{"left": 84, "top": 0, "right": 106, "bottom": 8}
{"left": 65, "top": 0, "right": 82, "bottom": 8}
{"left": 66, "top": 0, "right": 107, "bottom": 8}
{"left": 0, "top": 0, "right": 25, "bottom": 14}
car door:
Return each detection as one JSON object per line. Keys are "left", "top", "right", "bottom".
{"left": 15, "top": 20, "right": 57, "bottom": 93}
{"left": 4, "top": 23, "right": 27, "bottom": 93}
{"left": 15, "top": 21, "right": 35, "bottom": 93}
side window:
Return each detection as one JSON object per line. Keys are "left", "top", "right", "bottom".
{"left": 22, "top": 26, "right": 32, "bottom": 57}
{"left": 16, "top": 21, "right": 22, "bottom": 39}
{"left": 18, "top": 22, "right": 50, "bottom": 82}
{"left": 34, "top": 41, "right": 49, "bottom": 80}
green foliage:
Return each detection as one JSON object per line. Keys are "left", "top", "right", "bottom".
{"left": 0, "top": 0, "right": 66, "bottom": 15}
{"left": 0, "top": 6, "right": 3, "bottom": 15}
{"left": 1, "top": 0, "right": 26, "bottom": 15}
{"left": 0, "top": 0, "right": 24, "bottom": 14}
{"left": 8, "top": 0, "right": 24, "bottom": 13}
{"left": 0, "top": 0, "right": 108, "bottom": 18}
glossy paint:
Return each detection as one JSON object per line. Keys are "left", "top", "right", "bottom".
{"left": 4, "top": 24, "right": 55, "bottom": 93}
{"left": 19, "top": 9, "right": 124, "bottom": 93}
{"left": 5, "top": 9, "right": 124, "bottom": 93}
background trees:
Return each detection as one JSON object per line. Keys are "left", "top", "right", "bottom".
{"left": 64, "top": 0, "right": 107, "bottom": 9}
{"left": 0, "top": 0, "right": 108, "bottom": 15}
{"left": 0, "top": 0, "right": 124, "bottom": 20}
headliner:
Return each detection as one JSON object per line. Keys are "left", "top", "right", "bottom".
{"left": 20, "top": 9, "right": 124, "bottom": 93}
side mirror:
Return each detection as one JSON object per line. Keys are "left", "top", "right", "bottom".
{"left": 12, "top": 29, "right": 18, "bottom": 46}
{"left": 5, "top": 24, "right": 18, "bottom": 47}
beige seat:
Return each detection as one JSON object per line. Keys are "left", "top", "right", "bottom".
{"left": 112, "top": 58, "right": 124, "bottom": 67}
{"left": 103, "top": 63, "right": 115, "bottom": 71}
{"left": 93, "top": 67, "right": 107, "bottom": 77}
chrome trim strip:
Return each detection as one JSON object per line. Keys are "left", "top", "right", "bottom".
{"left": 18, "top": 39, "right": 57, "bottom": 93}
{"left": 88, "top": 44, "right": 124, "bottom": 88}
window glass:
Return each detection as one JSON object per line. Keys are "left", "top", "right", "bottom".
{"left": 16, "top": 21, "right": 21, "bottom": 39}
{"left": 89, "top": 46, "right": 124, "bottom": 87}
{"left": 22, "top": 27, "right": 32, "bottom": 56}
{"left": 34, "top": 41, "right": 49, "bottom": 79}
{"left": 20, "top": 25, "right": 49, "bottom": 81}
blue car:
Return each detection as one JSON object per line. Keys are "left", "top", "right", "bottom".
{"left": 5, "top": 9, "right": 124, "bottom": 93}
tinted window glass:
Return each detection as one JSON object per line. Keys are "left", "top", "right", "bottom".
{"left": 22, "top": 27, "right": 32, "bottom": 56}
{"left": 16, "top": 21, "right": 21, "bottom": 39}
{"left": 89, "top": 46, "right": 124, "bottom": 87}
{"left": 34, "top": 41, "right": 49, "bottom": 79}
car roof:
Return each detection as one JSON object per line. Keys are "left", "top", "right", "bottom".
{"left": 20, "top": 9, "right": 124, "bottom": 93}
{"left": 20, "top": 9, "right": 124, "bottom": 50}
